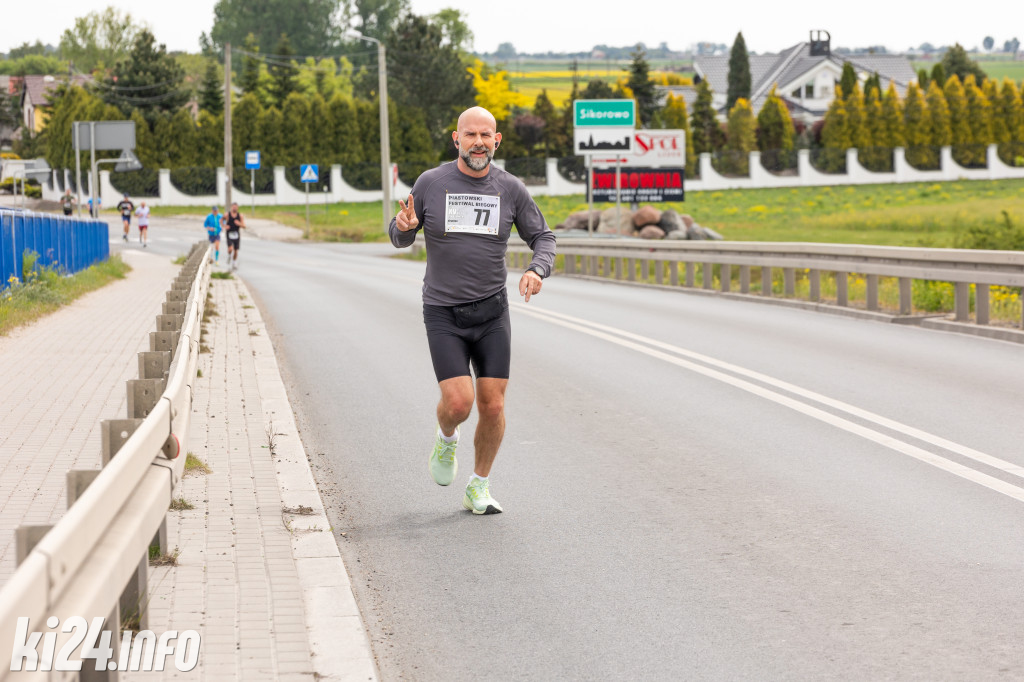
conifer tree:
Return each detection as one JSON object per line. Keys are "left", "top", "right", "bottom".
{"left": 986, "top": 79, "right": 1009, "bottom": 147}
{"left": 917, "top": 69, "right": 930, "bottom": 90}
{"left": 820, "top": 93, "right": 850, "bottom": 172}
{"left": 995, "top": 79, "right": 1023, "bottom": 162}
{"left": 726, "top": 32, "right": 751, "bottom": 111}
{"left": 240, "top": 34, "right": 261, "bottom": 95}
{"left": 944, "top": 75, "right": 973, "bottom": 166}
{"left": 327, "top": 93, "right": 362, "bottom": 167}
{"left": 962, "top": 74, "right": 991, "bottom": 166}
{"left": 844, "top": 82, "right": 870, "bottom": 150}
{"left": 902, "top": 82, "right": 932, "bottom": 169}
{"left": 926, "top": 80, "right": 952, "bottom": 171}
{"left": 864, "top": 72, "right": 882, "bottom": 99}
{"left": 231, "top": 92, "right": 263, "bottom": 167}
{"left": 839, "top": 62, "right": 858, "bottom": 100}
{"left": 662, "top": 93, "right": 697, "bottom": 177}
{"left": 861, "top": 86, "right": 887, "bottom": 171}
{"left": 724, "top": 98, "right": 756, "bottom": 174}
{"left": 930, "top": 63, "right": 945, "bottom": 87}
{"left": 627, "top": 45, "right": 658, "bottom": 127}
{"left": 280, "top": 92, "right": 312, "bottom": 165}
{"left": 195, "top": 110, "right": 223, "bottom": 166}
{"left": 308, "top": 93, "right": 332, "bottom": 163}
{"left": 755, "top": 85, "right": 794, "bottom": 154}
{"left": 690, "top": 79, "right": 724, "bottom": 154}
{"left": 880, "top": 82, "right": 905, "bottom": 148}
{"left": 260, "top": 107, "right": 284, "bottom": 165}
{"left": 149, "top": 113, "right": 173, "bottom": 168}
{"left": 269, "top": 34, "right": 298, "bottom": 107}
{"left": 129, "top": 108, "right": 156, "bottom": 168}
{"left": 199, "top": 60, "right": 223, "bottom": 115}
{"left": 166, "top": 108, "right": 198, "bottom": 167}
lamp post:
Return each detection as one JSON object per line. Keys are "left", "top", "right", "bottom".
{"left": 346, "top": 30, "right": 391, "bottom": 231}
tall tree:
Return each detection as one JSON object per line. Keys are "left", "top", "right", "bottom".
{"left": 627, "top": 45, "right": 658, "bottom": 127}
{"left": 355, "top": 0, "right": 410, "bottom": 41}
{"left": 903, "top": 82, "right": 932, "bottom": 169}
{"left": 166, "top": 108, "right": 199, "bottom": 167}
{"left": 280, "top": 92, "right": 313, "bottom": 165}
{"left": 579, "top": 80, "right": 614, "bottom": 99}
{"left": 726, "top": 32, "right": 751, "bottom": 111}
{"left": 231, "top": 93, "right": 263, "bottom": 166}
{"left": 940, "top": 44, "right": 987, "bottom": 84}
{"left": 983, "top": 36, "right": 995, "bottom": 51}
{"left": 820, "top": 95, "right": 851, "bottom": 171}
{"left": 944, "top": 75, "right": 974, "bottom": 167}
{"left": 861, "top": 86, "right": 887, "bottom": 170}
{"left": 878, "top": 82, "right": 905, "bottom": 171}
{"left": 59, "top": 7, "right": 145, "bottom": 73}
{"left": 239, "top": 34, "right": 262, "bottom": 95}
{"left": 690, "top": 79, "right": 724, "bottom": 154}
{"left": 926, "top": 80, "right": 952, "bottom": 148}
{"left": 195, "top": 110, "right": 224, "bottom": 166}
{"left": 724, "top": 98, "right": 756, "bottom": 174}
{"left": 328, "top": 93, "right": 363, "bottom": 166}
{"left": 930, "top": 63, "right": 946, "bottom": 88}
{"left": 199, "top": 60, "right": 224, "bottom": 115}
{"left": 269, "top": 34, "right": 299, "bottom": 107}
{"left": 308, "top": 93, "right": 333, "bottom": 162}
{"left": 208, "top": 0, "right": 342, "bottom": 56}
{"left": 533, "top": 90, "right": 570, "bottom": 157}
{"left": 662, "top": 93, "right": 697, "bottom": 177}
{"left": 984, "top": 79, "right": 1008, "bottom": 145}
{"left": 839, "top": 62, "right": 858, "bottom": 100}
{"left": 962, "top": 74, "right": 992, "bottom": 166}
{"left": 260, "top": 106, "right": 284, "bottom": 165}
{"left": 431, "top": 8, "right": 474, "bottom": 52}
{"left": 844, "top": 82, "right": 870, "bottom": 150}
{"left": 100, "top": 29, "right": 188, "bottom": 120}
{"left": 386, "top": 13, "right": 474, "bottom": 153}
{"left": 466, "top": 59, "right": 530, "bottom": 121}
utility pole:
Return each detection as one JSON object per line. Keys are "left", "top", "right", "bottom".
{"left": 224, "top": 42, "right": 232, "bottom": 208}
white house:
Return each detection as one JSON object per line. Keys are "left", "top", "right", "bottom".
{"left": 692, "top": 31, "right": 918, "bottom": 123}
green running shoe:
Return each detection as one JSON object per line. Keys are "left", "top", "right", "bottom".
{"left": 429, "top": 426, "right": 458, "bottom": 486}
{"left": 463, "top": 477, "right": 503, "bottom": 515}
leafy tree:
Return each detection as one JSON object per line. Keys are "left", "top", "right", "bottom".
{"left": 903, "top": 82, "right": 932, "bottom": 168}
{"left": 983, "top": 36, "right": 995, "bottom": 51}
{"left": 626, "top": 45, "right": 658, "bottom": 127}
{"left": 512, "top": 114, "right": 545, "bottom": 153}
{"left": 149, "top": 114, "right": 173, "bottom": 167}
{"left": 662, "top": 93, "right": 697, "bottom": 177}
{"left": 940, "top": 44, "right": 986, "bottom": 84}
{"left": 579, "top": 80, "right": 614, "bottom": 99}
{"left": 130, "top": 108, "right": 157, "bottom": 168}
{"left": 839, "top": 62, "right": 858, "bottom": 100}
{"left": 494, "top": 43, "right": 517, "bottom": 61}
{"left": 279, "top": 92, "right": 313, "bottom": 165}
{"left": 269, "top": 34, "right": 298, "bottom": 107}
{"left": 327, "top": 93, "right": 362, "bottom": 166}
{"left": 726, "top": 32, "right": 751, "bottom": 111}
{"left": 386, "top": 13, "right": 474, "bottom": 153}
{"left": 393, "top": 104, "right": 434, "bottom": 162}
{"left": 0, "top": 54, "right": 67, "bottom": 76}
{"left": 260, "top": 106, "right": 284, "bottom": 165}
{"left": 209, "top": 0, "right": 342, "bottom": 55}
{"left": 431, "top": 8, "right": 473, "bottom": 52}
{"left": 100, "top": 30, "right": 188, "bottom": 120}
{"left": 354, "top": 0, "right": 410, "bottom": 41}
{"left": 308, "top": 93, "right": 333, "bottom": 162}
{"left": 690, "top": 79, "right": 724, "bottom": 154}
{"left": 1004, "top": 38, "right": 1021, "bottom": 55}
{"left": 930, "top": 63, "right": 945, "bottom": 87}
{"left": 42, "top": 84, "right": 96, "bottom": 170}
{"left": 7, "top": 41, "right": 50, "bottom": 60}
{"left": 166, "top": 108, "right": 198, "bottom": 167}
{"left": 944, "top": 75, "right": 975, "bottom": 166}
{"left": 195, "top": 110, "right": 223, "bottom": 166}
{"left": 467, "top": 59, "right": 530, "bottom": 121}
{"left": 296, "top": 57, "right": 354, "bottom": 101}
{"left": 232, "top": 93, "right": 264, "bottom": 166}
{"left": 533, "top": 90, "right": 570, "bottom": 157}
{"left": 59, "top": 7, "right": 145, "bottom": 73}
{"left": 199, "top": 60, "right": 224, "bottom": 115}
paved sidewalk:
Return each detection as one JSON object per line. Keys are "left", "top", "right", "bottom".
{"left": 0, "top": 239, "right": 376, "bottom": 680}
{"left": 0, "top": 249, "right": 177, "bottom": 581}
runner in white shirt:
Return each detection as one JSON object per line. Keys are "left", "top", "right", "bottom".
{"left": 135, "top": 201, "right": 151, "bottom": 248}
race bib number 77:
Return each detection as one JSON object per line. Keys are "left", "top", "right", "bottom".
{"left": 445, "top": 193, "right": 501, "bottom": 235}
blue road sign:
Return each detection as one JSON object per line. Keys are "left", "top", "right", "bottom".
{"left": 245, "top": 150, "right": 261, "bottom": 170}
{"left": 300, "top": 164, "right": 319, "bottom": 183}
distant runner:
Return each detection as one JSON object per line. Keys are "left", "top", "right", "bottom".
{"left": 117, "top": 194, "right": 135, "bottom": 242}
{"left": 389, "top": 106, "right": 556, "bottom": 515}
{"left": 204, "top": 205, "right": 223, "bottom": 264}
{"left": 135, "top": 201, "right": 150, "bottom": 248}
{"left": 224, "top": 203, "right": 245, "bottom": 270}
{"left": 59, "top": 190, "right": 76, "bottom": 216}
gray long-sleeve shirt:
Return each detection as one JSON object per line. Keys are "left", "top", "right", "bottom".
{"left": 389, "top": 161, "right": 557, "bottom": 306}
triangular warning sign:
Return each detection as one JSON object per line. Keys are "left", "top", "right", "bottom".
{"left": 301, "top": 165, "right": 318, "bottom": 182}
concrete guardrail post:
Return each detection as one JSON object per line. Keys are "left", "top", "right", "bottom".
{"left": 975, "top": 284, "right": 989, "bottom": 325}
{"left": 836, "top": 272, "right": 849, "bottom": 306}
{"left": 867, "top": 275, "right": 880, "bottom": 311}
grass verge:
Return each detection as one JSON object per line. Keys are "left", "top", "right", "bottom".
{"left": 0, "top": 255, "right": 130, "bottom": 336}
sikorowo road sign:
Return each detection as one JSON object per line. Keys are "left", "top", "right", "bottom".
{"left": 573, "top": 99, "right": 635, "bottom": 128}
{"left": 245, "top": 151, "right": 261, "bottom": 170}
{"left": 300, "top": 164, "right": 319, "bottom": 183}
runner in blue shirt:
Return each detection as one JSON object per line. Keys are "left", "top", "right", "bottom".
{"left": 204, "top": 206, "right": 223, "bottom": 264}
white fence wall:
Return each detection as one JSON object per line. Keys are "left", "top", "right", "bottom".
{"left": 41, "top": 145, "right": 1024, "bottom": 206}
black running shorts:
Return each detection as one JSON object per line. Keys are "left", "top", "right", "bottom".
{"left": 227, "top": 237, "right": 240, "bottom": 251}
{"left": 423, "top": 298, "right": 511, "bottom": 382}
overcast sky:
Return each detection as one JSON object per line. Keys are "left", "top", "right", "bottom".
{"left": 3, "top": 0, "right": 1016, "bottom": 57}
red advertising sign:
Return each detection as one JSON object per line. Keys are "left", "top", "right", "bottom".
{"left": 591, "top": 129, "right": 687, "bottom": 168}
{"left": 588, "top": 167, "right": 685, "bottom": 203}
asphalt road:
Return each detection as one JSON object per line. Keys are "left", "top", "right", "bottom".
{"left": 126, "top": 220, "right": 1024, "bottom": 680}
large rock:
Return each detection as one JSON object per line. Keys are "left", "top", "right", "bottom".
{"left": 686, "top": 223, "right": 707, "bottom": 240}
{"left": 632, "top": 205, "right": 662, "bottom": 229}
{"left": 680, "top": 213, "right": 695, "bottom": 229}
{"left": 702, "top": 226, "right": 725, "bottom": 240}
{"left": 666, "top": 228, "right": 689, "bottom": 240}
{"left": 638, "top": 225, "right": 666, "bottom": 240}
{"left": 598, "top": 207, "right": 635, "bottom": 236}
{"left": 658, "top": 209, "right": 684, "bottom": 234}
{"left": 561, "top": 209, "right": 602, "bottom": 232}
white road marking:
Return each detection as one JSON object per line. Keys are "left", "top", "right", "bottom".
{"left": 513, "top": 303, "right": 1024, "bottom": 504}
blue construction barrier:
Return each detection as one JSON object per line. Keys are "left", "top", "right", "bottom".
{"left": 0, "top": 208, "right": 109, "bottom": 289}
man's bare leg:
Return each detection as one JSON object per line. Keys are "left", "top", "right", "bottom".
{"left": 437, "top": 376, "right": 474, "bottom": 436}
{"left": 472, "top": 377, "right": 508, "bottom": 477}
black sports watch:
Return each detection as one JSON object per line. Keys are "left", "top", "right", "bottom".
{"left": 526, "top": 265, "right": 546, "bottom": 279}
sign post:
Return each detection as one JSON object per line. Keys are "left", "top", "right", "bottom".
{"left": 245, "top": 151, "right": 261, "bottom": 217}
{"left": 573, "top": 99, "right": 635, "bottom": 236}
{"left": 300, "top": 164, "right": 319, "bottom": 239}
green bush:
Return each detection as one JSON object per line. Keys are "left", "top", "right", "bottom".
{"left": 954, "top": 210, "right": 1024, "bottom": 250}
{"left": 0, "top": 177, "right": 41, "bottom": 198}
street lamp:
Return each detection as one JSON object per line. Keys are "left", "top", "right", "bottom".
{"left": 346, "top": 30, "right": 392, "bottom": 231}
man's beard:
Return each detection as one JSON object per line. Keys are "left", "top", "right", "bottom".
{"left": 459, "top": 144, "right": 493, "bottom": 171}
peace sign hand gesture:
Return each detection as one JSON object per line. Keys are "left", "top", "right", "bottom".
{"left": 396, "top": 194, "right": 419, "bottom": 232}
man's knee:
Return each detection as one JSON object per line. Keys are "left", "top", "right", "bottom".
{"left": 476, "top": 380, "right": 507, "bottom": 420}
{"left": 440, "top": 379, "right": 474, "bottom": 421}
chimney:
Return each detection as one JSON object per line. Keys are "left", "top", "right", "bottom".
{"left": 810, "top": 30, "right": 831, "bottom": 57}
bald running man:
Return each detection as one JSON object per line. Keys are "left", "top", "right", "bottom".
{"left": 389, "top": 106, "right": 556, "bottom": 515}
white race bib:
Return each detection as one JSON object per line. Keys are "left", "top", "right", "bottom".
{"left": 445, "top": 193, "right": 501, "bottom": 235}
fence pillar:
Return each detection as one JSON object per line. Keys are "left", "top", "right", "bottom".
{"left": 866, "top": 275, "right": 880, "bottom": 311}
{"left": 836, "top": 272, "right": 848, "bottom": 306}
{"left": 565, "top": 255, "right": 575, "bottom": 275}
{"left": 138, "top": 351, "right": 171, "bottom": 380}
{"left": 150, "top": 331, "right": 178, "bottom": 355}
{"left": 655, "top": 260, "right": 664, "bottom": 285}
{"left": 975, "top": 284, "right": 989, "bottom": 325}
{"left": 627, "top": 258, "right": 635, "bottom": 282}
{"left": 720, "top": 264, "right": 731, "bottom": 293}
{"left": 79, "top": 604, "right": 120, "bottom": 682}
{"left": 954, "top": 282, "right": 970, "bottom": 321}
{"left": 685, "top": 262, "right": 694, "bottom": 288}
{"left": 899, "top": 278, "right": 912, "bottom": 315}
{"left": 809, "top": 270, "right": 821, "bottom": 302}
{"left": 783, "top": 268, "right": 796, "bottom": 297}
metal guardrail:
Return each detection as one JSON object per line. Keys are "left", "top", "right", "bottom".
{"left": 506, "top": 237, "right": 1024, "bottom": 336}
{"left": 0, "top": 241, "right": 211, "bottom": 680}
